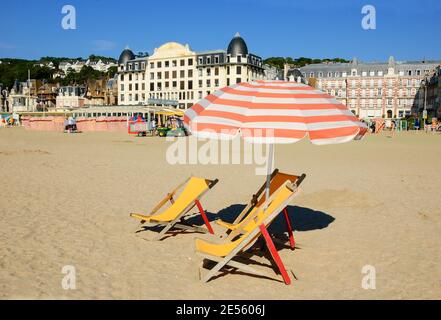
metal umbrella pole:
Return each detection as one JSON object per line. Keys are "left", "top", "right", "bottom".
{"left": 265, "top": 143, "right": 274, "bottom": 203}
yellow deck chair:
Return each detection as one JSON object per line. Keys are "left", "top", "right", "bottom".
{"left": 196, "top": 174, "right": 305, "bottom": 285}
{"left": 130, "top": 176, "right": 218, "bottom": 240}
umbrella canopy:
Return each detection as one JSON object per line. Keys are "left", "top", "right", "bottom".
{"left": 184, "top": 80, "right": 367, "bottom": 144}
{"left": 184, "top": 80, "right": 367, "bottom": 201}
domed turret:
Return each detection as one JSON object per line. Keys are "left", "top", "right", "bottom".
{"left": 118, "top": 46, "right": 135, "bottom": 65}
{"left": 227, "top": 32, "right": 248, "bottom": 57}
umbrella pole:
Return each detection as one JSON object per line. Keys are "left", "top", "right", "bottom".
{"left": 265, "top": 143, "right": 274, "bottom": 203}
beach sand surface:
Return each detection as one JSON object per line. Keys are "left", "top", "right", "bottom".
{"left": 1, "top": 127, "right": 440, "bottom": 299}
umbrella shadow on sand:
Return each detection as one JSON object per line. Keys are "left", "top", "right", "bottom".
{"left": 211, "top": 204, "right": 335, "bottom": 232}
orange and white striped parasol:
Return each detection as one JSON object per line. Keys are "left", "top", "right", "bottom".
{"left": 184, "top": 80, "right": 367, "bottom": 199}
{"left": 184, "top": 80, "right": 367, "bottom": 144}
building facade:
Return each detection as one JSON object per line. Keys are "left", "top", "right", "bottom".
{"left": 418, "top": 65, "right": 441, "bottom": 118}
{"left": 297, "top": 57, "right": 441, "bottom": 119}
{"left": 117, "top": 33, "right": 266, "bottom": 108}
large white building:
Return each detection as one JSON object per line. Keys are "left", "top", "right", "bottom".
{"left": 117, "top": 33, "right": 266, "bottom": 108}
{"left": 296, "top": 57, "right": 441, "bottom": 119}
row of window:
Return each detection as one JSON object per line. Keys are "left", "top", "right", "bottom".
{"left": 150, "top": 58, "right": 193, "bottom": 69}
{"left": 119, "top": 78, "right": 244, "bottom": 103}
{"left": 120, "top": 66, "right": 245, "bottom": 82}
{"left": 321, "top": 78, "right": 421, "bottom": 88}
{"left": 325, "top": 88, "right": 417, "bottom": 97}
{"left": 307, "top": 69, "right": 430, "bottom": 78}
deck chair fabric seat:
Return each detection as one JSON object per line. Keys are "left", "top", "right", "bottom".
{"left": 215, "top": 170, "right": 302, "bottom": 233}
{"left": 130, "top": 176, "right": 218, "bottom": 240}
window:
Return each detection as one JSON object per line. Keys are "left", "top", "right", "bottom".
{"left": 180, "top": 70, "right": 185, "bottom": 78}
{"left": 135, "top": 83, "right": 138, "bottom": 91}
{"left": 165, "top": 71, "right": 169, "bottom": 79}
{"left": 236, "top": 78, "right": 241, "bottom": 84}
{"left": 227, "top": 66, "right": 230, "bottom": 75}
{"left": 207, "top": 68, "right": 211, "bottom": 76}
{"left": 198, "top": 57, "right": 203, "bottom": 64}
{"left": 198, "top": 91, "right": 203, "bottom": 99}
{"left": 198, "top": 80, "right": 203, "bottom": 88}
{"left": 172, "top": 70, "right": 177, "bottom": 78}
{"left": 157, "top": 72, "right": 162, "bottom": 80}
{"left": 188, "top": 58, "right": 193, "bottom": 66}
{"left": 120, "top": 94, "right": 124, "bottom": 102}
{"left": 150, "top": 62, "right": 154, "bottom": 69}
{"left": 120, "top": 74, "right": 124, "bottom": 81}
{"left": 214, "top": 56, "right": 219, "bottom": 64}
{"left": 206, "top": 79, "right": 211, "bottom": 87}
{"left": 237, "top": 56, "right": 241, "bottom": 63}
{"left": 157, "top": 61, "right": 162, "bottom": 68}
{"left": 188, "top": 69, "right": 193, "bottom": 77}
{"left": 207, "top": 56, "right": 211, "bottom": 64}
{"left": 129, "top": 84, "right": 132, "bottom": 91}
{"left": 188, "top": 81, "right": 193, "bottom": 90}
{"left": 120, "top": 84, "right": 124, "bottom": 91}
{"left": 150, "top": 72, "right": 154, "bottom": 80}
{"left": 237, "top": 66, "right": 241, "bottom": 74}
{"left": 180, "top": 59, "right": 185, "bottom": 66}
{"left": 172, "top": 60, "right": 177, "bottom": 67}
{"left": 180, "top": 81, "right": 185, "bottom": 90}
{"left": 215, "top": 67, "right": 219, "bottom": 76}
{"left": 129, "top": 74, "right": 132, "bottom": 81}
{"left": 215, "top": 79, "right": 219, "bottom": 87}
{"left": 172, "top": 81, "right": 177, "bottom": 88}
{"left": 150, "top": 83, "right": 154, "bottom": 91}
{"left": 165, "top": 61, "right": 169, "bottom": 67}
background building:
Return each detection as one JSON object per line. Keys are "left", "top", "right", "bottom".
{"left": 295, "top": 57, "right": 441, "bottom": 119}
{"left": 117, "top": 33, "right": 265, "bottom": 109}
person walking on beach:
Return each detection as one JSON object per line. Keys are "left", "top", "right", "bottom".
{"left": 151, "top": 118, "right": 156, "bottom": 135}
{"left": 414, "top": 117, "right": 420, "bottom": 131}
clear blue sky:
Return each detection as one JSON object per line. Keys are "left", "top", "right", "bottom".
{"left": 0, "top": 0, "right": 440, "bottom": 62}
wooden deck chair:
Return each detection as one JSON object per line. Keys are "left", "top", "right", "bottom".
{"left": 130, "top": 176, "right": 218, "bottom": 240}
{"left": 196, "top": 175, "right": 305, "bottom": 285}
{"left": 216, "top": 170, "right": 305, "bottom": 250}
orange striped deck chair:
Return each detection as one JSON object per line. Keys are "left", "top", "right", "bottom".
{"left": 196, "top": 172, "right": 306, "bottom": 284}
{"left": 130, "top": 176, "right": 218, "bottom": 241}
{"left": 217, "top": 169, "right": 304, "bottom": 250}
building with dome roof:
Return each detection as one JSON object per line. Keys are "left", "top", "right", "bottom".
{"left": 117, "top": 33, "right": 266, "bottom": 108}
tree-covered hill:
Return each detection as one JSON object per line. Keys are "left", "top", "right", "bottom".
{"left": 0, "top": 55, "right": 117, "bottom": 89}
{"left": 263, "top": 57, "right": 350, "bottom": 69}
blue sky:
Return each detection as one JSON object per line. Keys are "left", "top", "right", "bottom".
{"left": 0, "top": 0, "right": 440, "bottom": 62}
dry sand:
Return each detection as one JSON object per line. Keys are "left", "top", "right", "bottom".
{"left": 0, "top": 127, "right": 440, "bottom": 299}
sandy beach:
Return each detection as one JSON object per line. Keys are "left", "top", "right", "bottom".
{"left": 1, "top": 127, "right": 440, "bottom": 299}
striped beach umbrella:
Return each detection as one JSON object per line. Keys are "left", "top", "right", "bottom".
{"left": 184, "top": 80, "right": 367, "bottom": 199}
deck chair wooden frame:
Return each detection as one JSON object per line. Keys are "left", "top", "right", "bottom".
{"left": 130, "top": 176, "right": 218, "bottom": 241}
{"left": 197, "top": 174, "right": 306, "bottom": 285}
